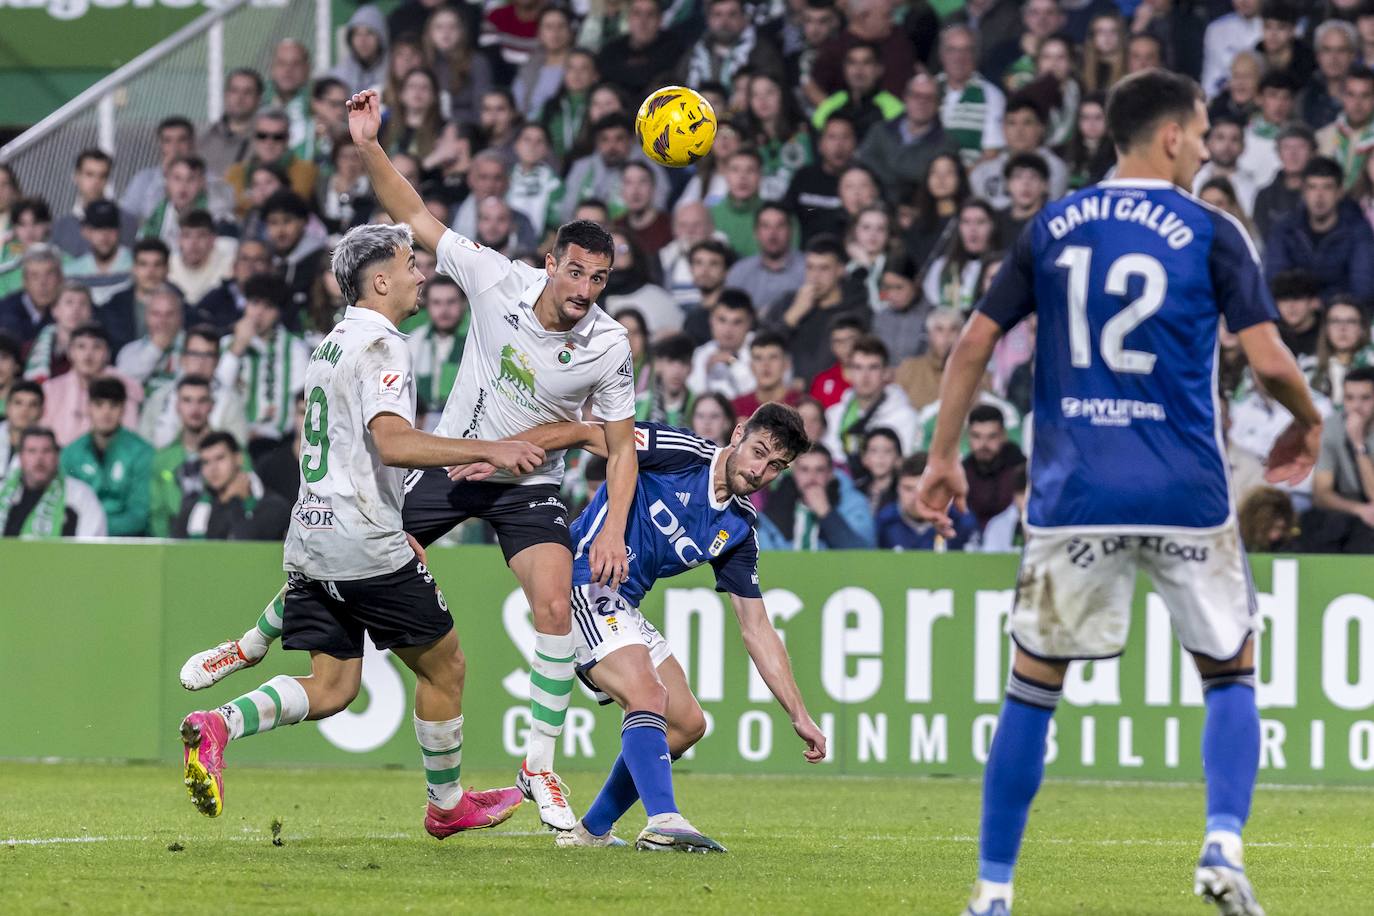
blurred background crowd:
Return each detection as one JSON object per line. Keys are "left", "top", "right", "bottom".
{"left": 1, "top": 0, "right": 1373, "bottom": 554}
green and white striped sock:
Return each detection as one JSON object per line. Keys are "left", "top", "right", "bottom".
{"left": 217, "top": 674, "right": 309, "bottom": 741}
{"left": 525, "top": 632, "right": 575, "bottom": 773}
{"left": 238, "top": 586, "right": 285, "bottom": 660}
{"left": 415, "top": 714, "right": 463, "bottom": 808}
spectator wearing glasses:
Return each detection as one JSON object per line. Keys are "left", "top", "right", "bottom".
{"left": 224, "top": 110, "right": 320, "bottom": 218}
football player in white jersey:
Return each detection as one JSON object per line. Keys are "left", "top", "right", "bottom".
{"left": 179, "top": 224, "right": 547, "bottom": 838}
{"left": 179, "top": 89, "right": 641, "bottom": 832}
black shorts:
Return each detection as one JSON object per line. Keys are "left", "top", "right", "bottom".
{"left": 281, "top": 559, "right": 453, "bottom": 659}
{"left": 401, "top": 469, "right": 572, "bottom": 563}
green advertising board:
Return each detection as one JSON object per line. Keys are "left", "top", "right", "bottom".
{"left": 1, "top": 542, "right": 1372, "bottom": 785}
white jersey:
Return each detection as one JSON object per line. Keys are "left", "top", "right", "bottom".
{"left": 432, "top": 229, "right": 636, "bottom": 486}
{"left": 282, "top": 306, "right": 417, "bottom": 581}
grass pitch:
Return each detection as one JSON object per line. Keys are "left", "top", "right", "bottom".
{"left": 2, "top": 761, "right": 1370, "bottom": 915}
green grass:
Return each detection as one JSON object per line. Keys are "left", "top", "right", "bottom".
{"left": 2, "top": 761, "right": 1370, "bottom": 914}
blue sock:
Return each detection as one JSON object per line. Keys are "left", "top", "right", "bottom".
{"left": 582, "top": 753, "right": 639, "bottom": 837}
{"left": 978, "top": 671, "right": 1062, "bottom": 885}
{"left": 619, "top": 710, "right": 677, "bottom": 817}
{"left": 1201, "top": 670, "right": 1259, "bottom": 838}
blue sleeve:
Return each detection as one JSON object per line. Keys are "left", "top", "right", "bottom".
{"left": 1208, "top": 212, "right": 1279, "bottom": 332}
{"left": 1263, "top": 223, "right": 1291, "bottom": 281}
{"left": 633, "top": 422, "right": 715, "bottom": 472}
{"left": 712, "top": 532, "right": 762, "bottom": 598}
{"left": 975, "top": 221, "right": 1037, "bottom": 331}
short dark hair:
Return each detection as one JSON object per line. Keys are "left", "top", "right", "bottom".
{"left": 1004, "top": 151, "right": 1050, "bottom": 182}
{"left": 750, "top": 330, "right": 789, "bottom": 353}
{"left": 1260, "top": 0, "right": 1300, "bottom": 23}
{"left": 898, "top": 452, "right": 928, "bottom": 479}
{"left": 844, "top": 40, "right": 883, "bottom": 64}
{"left": 755, "top": 202, "right": 791, "bottom": 226}
{"left": 1106, "top": 69, "right": 1204, "bottom": 154}
{"left": 228, "top": 67, "right": 265, "bottom": 96}
{"left": 1005, "top": 93, "right": 1046, "bottom": 123}
{"left": 133, "top": 237, "right": 171, "bottom": 261}
{"left": 88, "top": 376, "right": 127, "bottom": 405}
{"left": 177, "top": 374, "right": 212, "bottom": 393}
{"left": 742, "top": 402, "right": 810, "bottom": 460}
{"left": 1208, "top": 113, "right": 1246, "bottom": 136}
{"left": 75, "top": 148, "right": 112, "bottom": 171}
{"left": 19, "top": 426, "right": 58, "bottom": 450}
{"left": 199, "top": 430, "right": 241, "bottom": 454}
{"left": 0, "top": 333, "right": 20, "bottom": 364}
{"left": 829, "top": 313, "right": 868, "bottom": 335}
{"left": 850, "top": 334, "right": 890, "bottom": 365}
{"left": 311, "top": 75, "right": 345, "bottom": 99}
{"left": 1345, "top": 365, "right": 1374, "bottom": 388}
{"left": 968, "top": 404, "right": 1005, "bottom": 428}
{"left": 243, "top": 273, "right": 291, "bottom": 310}
{"left": 1259, "top": 69, "right": 1300, "bottom": 94}
{"left": 179, "top": 209, "right": 215, "bottom": 232}
{"left": 726, "top": 147, "right": 763, "bottom": 169}
{"left": 71, "top": 322, "right": 110, "bottom": 347}
{"left": 689, "top": 238, "right": 735, "bottom": 267}
{"left": 819, "top": 112, "right": 858, "bottom": 137}
{"left": 1303, "top": 155, "right": 1344, "bottom": 183}
{"left": 553, "top": 219, "right": 616, "bottom": 264}
{"left": 157, "top": 116, "right": 194, "bottom": 137}
{"left": 1345, "top": 64, "right": 1374, "bottom": 90}
{"left": 262, "top": 190, "right": 311, "bottom": 221}
{"left": 863, "top": 426, "right": 902, "bottom": 456}
{"left": 805, "top": 233, "right": 846, "bottom": 261}
{"left": 9, "top": 379, "right": 44, "bottom": 405}
{"left": 186, "top": 324, "right": 221, "bottom": 351}
{"left": 169, "top": 154, "right": 206, "bottom": 175}
{"left": 591, "top": 112, "right": 633, "bottom": 136}
{"left": 652, "top": 333, "right": 696, "bottom": 364}
{"left": 716, "top": 288, "right": 754, "bottom": 314}
{"left": 12, "top": 197, "right": 52, "bottom": 225}
{"left": 1270, "top": 269, "right": 1322, "bottom": 302}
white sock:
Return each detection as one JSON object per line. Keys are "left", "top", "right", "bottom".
{"left": 218, "top": 675, "right": 309, "bottom": 741}
{"left": 525, "top": 631, "right": 575, "bottom": 773}
{"left": 971, "top": 880, "right": 1013, "bottom": 907}
{"left": 415, "top": 714, "right": 464, "bottom": 809}
{"left": 239, "top": 587, "right": 285, "bottom": 660}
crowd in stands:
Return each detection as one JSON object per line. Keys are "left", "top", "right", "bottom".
{"left": 2, "top": 0, "right": 1374, "bottom": 554}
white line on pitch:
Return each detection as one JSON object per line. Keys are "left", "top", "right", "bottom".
{"left": 5, "top": 829, "right": 559, "bottom": 847}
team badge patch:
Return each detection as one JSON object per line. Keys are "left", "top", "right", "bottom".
{"left": 379, "top": 369, "right": 405, "bottom": 395}
{"left": 557, "top": 345, "right": 574, "bottom": 365}
{"left": 618, "top": 355, "right": 634, "bottom": 379}
{"left": 455, "top": 235, "right": 483, "bottom": 251}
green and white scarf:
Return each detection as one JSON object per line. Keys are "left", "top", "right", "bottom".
{"left": 140, "top": 192, "right": 208, "bottom": 241}
{"left": 939, "top": 74, "right": 991, "bottom": 167}
{"left": 0, "top": 465, "right": 66, "bottom": 538}
{"left": 790, "top": 501, "right": 820, "bottom": 551}
{"left": 23, "top": 324, "right": 60, "bottom": 382}
{"left": 243, "top": 327, "right": 298, "bottom": 437}
{"left": 185, "top": 473, "right": 261, "bottom": 539}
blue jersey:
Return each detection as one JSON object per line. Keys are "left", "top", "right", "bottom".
{"left": 571, "top": 423, "right": 762, "bottom": 605}
{"left": 977, "top": 179, "right": 1278, "bottom": 531}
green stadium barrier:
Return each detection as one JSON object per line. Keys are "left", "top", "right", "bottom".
{"left": 2, "top": 542, "right": 1372, "bottom": 784}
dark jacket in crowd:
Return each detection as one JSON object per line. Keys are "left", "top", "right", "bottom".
{"left": 1265, "top": 199, "right": 1374, "bottom": 306}
{"left": 963, "top": 441, "right": 1026, "bottom": 531}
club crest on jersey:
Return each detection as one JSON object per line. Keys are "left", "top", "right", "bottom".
{"left": 709, "top": 528, "right": 729, "bottom": 556}
{"left": 493, "top": 344, "right": 537, "bottom": 410}
{"left": 379, "top": 369, "right": 404, "bottom": 395}
{"left": 557, "top": 344, "right": 574, "bottom": 365}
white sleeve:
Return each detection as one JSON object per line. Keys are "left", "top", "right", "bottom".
{"left": 981, "top": 83, "right": 1006, "bottom": 150}
{"left": 436, "top": 228, "right": 514, "bottom": 301}
{"left": 357, "top": 336, "right": 417, "bottom": 427}
{"left": 686, "top": 345, "right": 711, "bottom": 396}
{"left": 69, "top": 480, "right": 108, "bottom": 538}
{"left": 589, "top": 338, "right": 637, "bottom": 422}
{"left": 287, "top": 336, "right": 310, "bottom": 397}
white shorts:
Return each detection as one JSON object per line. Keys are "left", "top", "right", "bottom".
{"left": 570, "top": 583, "right": 673, "bottom": 704}
{"left": 1009, "top": 522, "right": 1257, "bottom": 661}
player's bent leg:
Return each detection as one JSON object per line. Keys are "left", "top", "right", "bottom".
{"left": 657, "top": 656, "right": 707, "bottom": 758}
{"left": 1192, "top": 640, "right": 1265, "bottom": 916}
{"left": 179, "top": 660, "right": 324, "bottom": 818}
{"left": 393, "top": 631, "right": 522, "bottom": 838}
{"left": 965, "top": 650, "right": 1068, "bottom": 915}
{"left": 509, "top": 544, "right": 577, "bottom": 828}
{"left": 179, "top": 585, "right": 287, "bottom": 690}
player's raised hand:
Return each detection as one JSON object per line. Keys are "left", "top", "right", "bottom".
{"left": 483, "top": 440, "right": 545, "bottom": 475}
{"left": 589, "top": 530, "right": 629, "bottom": 588}
{"left": 1263, "top": 419, "right": 1322, "bottom": 486}
{"left": 346, "top": 90, "right": 382, "bottom": 145}
{"left": 793, "top": 714, "right": 827, "bottom": 763}
{"left": 914, "top": 455, "right": 969, "bottom": 539}
{"left": 448, "top": 461, "right": 498, "bottom": 483}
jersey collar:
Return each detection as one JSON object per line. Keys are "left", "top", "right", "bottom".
{"left": 344, "top": 305, "right": 408, "bottom": 338}
{"left": 1096, "top": 178, "right": 1176, "bottom": 190}
{"left": 518, "top": 275, "right": 599, "bottom": 339}
{"left": 707, "top": 447, "right": 730, "bottom": 511}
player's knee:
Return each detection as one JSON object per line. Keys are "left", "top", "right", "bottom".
{"left": 533, "top": 595, "right": 572, "bottom": 631}
{"left": 313, "top": 681, "right": 360, "bottom": 717}
{"left": 671, "top": 703, "right": 707, "bottom": 750}
{"left": 625, "top": 677, "right": 669, "bottom": 716}
{"left": 423, "top": 643, "right": 466, "bottom": 693}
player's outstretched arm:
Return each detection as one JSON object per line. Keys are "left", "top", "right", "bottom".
{"left": 588, "top": 417, "right": 637, "bottom": 588}
{"left": 346, "top": 90, "right": 447, "bottom": 255}
{"left": 447, "top": 422, "right": 608, "bottom": 482}
{"left": 368, "top": 413, "right": 544, "bottom": 474}
{"left": 1237, "top": 323, "right": 1324, "bottom": 485}
{"left": 915, "top": 312, "right": 1003, "bottom": 536}
{"left": 729, "top": 594, "right": 827, "bottom": 763}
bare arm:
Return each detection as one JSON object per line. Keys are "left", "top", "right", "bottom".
{"left": 347, "top": 90, "right": 448, "bottom": 254}
{"left": 1312, "top": 469, "right": 1369, "bottom": 515}
{"left": 730, "top": 594, "right": 826, "bottom": 762}
{"left": 368, "top": 413, "right": 544, "bottom": 472}
{"left": 1237, "top": 322, "right": 1323, "bottom": 485}
{"left": 587, "top": 416, "right": 637, "bottom": 587}
{"left": 447, "top": 421, "right": 610, "bottom": 482}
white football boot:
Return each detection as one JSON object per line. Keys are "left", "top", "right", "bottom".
{"left": 517, "top": 764, "right": 577, "bottom": 831}
{"left": 1195, "top": 831, "right": 1265, "bottom": 916}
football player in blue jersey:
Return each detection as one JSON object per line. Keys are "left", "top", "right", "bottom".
{"left": 451, "top": 403, "right": 826, "bottom": 852}
{"left": 915, "top": 70, "right": 1323, "bottom": 916}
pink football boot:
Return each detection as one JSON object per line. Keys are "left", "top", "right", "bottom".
{"left": 425, "top": 787, "right": 524, "bottom": 838}
{"left": 180, "top": 710, "right": 229, "bottom": 817}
